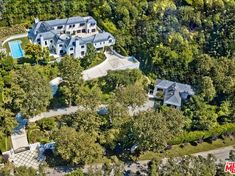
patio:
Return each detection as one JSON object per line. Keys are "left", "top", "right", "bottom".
{"left": 12, "top": 149, "right": 41, "bottom": 169}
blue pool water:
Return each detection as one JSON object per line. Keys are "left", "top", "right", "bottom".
{"left": 8, "top": 40, "right": 24, "bottom": 59}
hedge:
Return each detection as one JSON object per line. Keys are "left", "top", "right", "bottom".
{"left": 170, "top": 123, "right": 235, "bottom": 145}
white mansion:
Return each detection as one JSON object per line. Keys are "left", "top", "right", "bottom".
{"left": 28, "top": 16, "right": 115, "bottom": 58}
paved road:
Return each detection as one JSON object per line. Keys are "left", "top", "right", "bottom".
{"left": 29, "top": 100, "right": 155, "bottom": 123}
{"left": 29, "top": 106, "right": 79, "bottom": 122}
{"left": 192, "top": 145, "right": 235, "bottom": 162}
{"left": 45, "top": 145, "right": 235, "bottom": 176}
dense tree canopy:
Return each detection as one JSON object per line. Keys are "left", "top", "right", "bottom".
{"left": 0, "top": 0, "right": 234, "bottom": 171}
{"left": 53, "top": 126, "right": 103, "bottom": 165}
{"left": 120, "top": 108, "right": 185, "bottom": 151}
{"left": 59, "top": 56, "right": 82, "bottom": 106}
{"left": 10, "top": 65, "right": 52, "bottom": 117}
{"left": 24, "top": 43, "right": 50, "bottom": 64}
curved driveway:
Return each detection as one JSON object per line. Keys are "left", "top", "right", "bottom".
{"left": 82, "top": 51, "right": 140, "bottom": 80}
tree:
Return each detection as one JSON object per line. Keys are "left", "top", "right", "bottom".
{"left": 107, "top": 98, "right": 130, "bottom": 127}
{"left": 80, "top": 43, "right": 96, "bottom": 69}
{"left": 76, "top": 84, "right": 102, "bottom": 110}
{"left": 184, "top": 96, "right": 218, "bottom": 130}
{"left": 24, "top": 43, "right": 46, "bottom": 64}
{"left": 0, "top": 56, "right": 15, "bottom": 73}
{"left": 59, "top": 56, "right": 83, "bottom": 106}
{"left": 160, "top": 107, "right": 185, "bottom": 135}
{"left": 193, "top": 54, "right": 214, "bottom": 76}
{"left": 211, "top": 58, "right": 235, "bottom": 94}
{"left": 102, "top": 162, "right": 113, "bottom": 176}
{"left": 216, "top": 162, "right": 231, "bottom": 176}
{"left": 10, "top": 65, "right": 52, "bottom": 117}
{"left": 62, "top": 111, "right": 102, "bottom": 137}
{"left": 160, "top": 155, "right": 217, "bottom": 176}
{"left": 0, "top": 107, "right": 17, "bottom": 135}
{"left": 199, "top": 76, "right": 216, "bottom": 101}
{"left": 112, "top": 159, "right": 125, "bottom": 176}
{"left": 149, "top": 159, "right": 160, "bottom": 176}
{"left": 59, "top": 56, "right": 82, "bottom": 84}
{"left": 115, "top": 83, "right": 147, "bottom": 111}
{"left": 65, "top": 169, "right": 84, "bottom": 176}
{"left": 53, "top": 127, "right": 103, "bottom": 165}
{"left": 229, "top": 150, "right": 235, "bottom": 161}
{"left": 99, "top": 69, "right": 144, "bottom": 93}
{"left": 36, "top": 118, "right": 56, "bottom": 131}
{"left": 0, "top": 51, "right": 6, "bottom": 59}
{"left": 14, "top": 166, "right": 38, "bottom": 176}
{"left": 123, "top": 110, "right": 184, "bottom": 151}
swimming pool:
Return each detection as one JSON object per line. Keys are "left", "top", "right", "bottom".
{"left": 8, "top": 40, "right": 24, "bottom": 59}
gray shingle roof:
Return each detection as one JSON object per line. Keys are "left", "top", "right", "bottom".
{"left": 155, "top": 79, "right": 194, "bottom": 107}
{"left": 45, "top": 16, "right": 96, "bottom": 27}
{"left": 164, "top": 84, "right": 182, "bottom": 107}
{"left": 47, "top": 18, "right": 67, "bottom": 27}
{"left": 156, "top": 79, "right": 175, "bottom": 89}
{"left": 38, "top": 22, "right": 52, "bottom": 33}
{"left": 75, "top": 32, "right": 115, "bottom": 45}
{"left": 93, "top": 32, "right": 113, "bottom": 43}
{"left": 30, "top": 16, "right": 115, "bottom": 52}
{"left": 39, "top": 30, "right": 60, "bottom": 40}
{"left": 67, "top": 16, "right": 85, "bottom": 25}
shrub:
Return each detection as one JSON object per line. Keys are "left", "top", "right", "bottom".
{"left": 27, "top": 129, "right": 47, "bottom": 143}
{"left": 36, "top": 118, "right": 56, "bottom": 131}
{"left": 171, "top": 122, "right": 235, "bottom": 145}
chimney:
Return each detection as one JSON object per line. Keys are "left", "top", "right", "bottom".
{"left": 35, "top": 17, "right": 39, "bottom": 24}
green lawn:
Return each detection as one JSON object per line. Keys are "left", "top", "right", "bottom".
{"left": 3, "top": 37, "right": 29, "bottom": 54}
{"left": 139, "top": 137, "right": 235, "bottom": 160}
{"left": 0, "top": 136, "right": 12, "bottom": 152}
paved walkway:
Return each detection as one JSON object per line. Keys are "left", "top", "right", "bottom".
{"left": 11, "top": 129, "right": 29, "bottom": 151}
{"left": 7, "top": 114, "right": 42, "bottom": 169}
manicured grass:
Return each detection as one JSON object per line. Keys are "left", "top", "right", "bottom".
{"left": 139, "top": 137, "right": 235, "bottom": 160}
{"left": 0, "top": 136, "right": 12, "bottom": 152}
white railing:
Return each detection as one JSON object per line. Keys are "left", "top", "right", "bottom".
{"left": 108, "top": 48, "right": 127, "bottom": 59}
{"left": 108, "top": 48, "right": 139, "bottom": 63}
